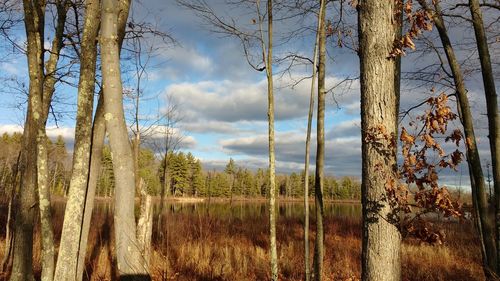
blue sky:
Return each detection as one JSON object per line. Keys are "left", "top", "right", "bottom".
{"left": 0, "top": 1, "right": 498, "bottom": 188}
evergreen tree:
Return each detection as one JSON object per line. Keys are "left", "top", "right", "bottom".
{"left": 139, "top": 148, "right": 161, "bottom": 195}
{"left": 225, "top": 158, "right": 237, "bottom": 201}
{"left": 290, "top": 172, "right": 303, "bottom": 197}
{"left": 170, "top": 152, "right": 189, "bottom": 196}
{"left": 191, "top": 160, "right": 204, "bottom": 196}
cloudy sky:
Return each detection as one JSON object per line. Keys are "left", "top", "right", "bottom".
{"left": 0, "top": 1, "right": 498, "bottom": 188}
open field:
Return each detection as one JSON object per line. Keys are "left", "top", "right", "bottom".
{"left": 0, "top": 202, "right": 484, "bottom": 281}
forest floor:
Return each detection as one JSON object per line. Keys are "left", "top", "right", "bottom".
{"left": 0, "top": 203, "right": 484, "bottom": 281}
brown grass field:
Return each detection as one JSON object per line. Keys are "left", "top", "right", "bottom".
{"left": 0, "top": 202, "right": 484, "bottom": 281}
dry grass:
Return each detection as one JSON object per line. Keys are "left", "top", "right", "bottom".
{"left": 0, "top": 203, "right": 485, "bottom": 281}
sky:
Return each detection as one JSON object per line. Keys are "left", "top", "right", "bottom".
{"left": 0, "top": 0, "right": 499, "bottom": 188}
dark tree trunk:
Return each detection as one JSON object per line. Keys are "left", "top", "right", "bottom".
{"left": 417, "top": 0, "right": 497, "bottom": 276}
{"left": 10, "top": 1, "right": 46, "bottom": 280}
{"left": 313, "top": 2, "right": 326, "bottom": 280}
{"left": 469, "top": 0, "right": 500, "bottom": 275}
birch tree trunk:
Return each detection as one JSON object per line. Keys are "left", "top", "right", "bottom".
{"left": 417, "top": 0, "right": 497, "bottom": 276}
{"left": 10, "top": 1, "right": 46, "bottom": 280}
{"left": 358, "top": 1, "right": 401, "bottom": 280}
{"left": 313, "top": 2, "right": 326, "bottom": 280}
{"left": 101, "top": 0, "right": 149, "bottom": 278}
{"left": 468, "top": 0, "right": 500, "bottom": 274}
{"left": 53, "top": 0, "right": 101, "bottom": 279}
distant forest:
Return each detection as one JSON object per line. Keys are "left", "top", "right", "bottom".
{"left": 0, "top": 132, "right": 361, "bottom": 200}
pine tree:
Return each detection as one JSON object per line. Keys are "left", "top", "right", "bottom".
{"left": 139, "top": 148, "right": 161, "bottom": 195}
{"left": 187, "top": 154, "right": 204, "bottom": 196}
{"left": 171, "top": 152, "right": 189, "bottom": 196}
{"left": 225, "top": 158, "right": 237, "bottom": 201}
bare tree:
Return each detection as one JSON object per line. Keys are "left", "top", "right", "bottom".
{"left": 125, "top": 14, "right": 175, "bottom": 272}
{"left": 301, "top": 0, "right": 324, "bottom": 278}
{"left": 313, "top": 0, "right": 326, "bottom": 279}
{"left": 37, "top": 1, "right": 69, "bottom": 280}
{"left": 155, "top": 94, "right": 184, "bottom": 249}
{"left": 417, "top": 0, "right": 497, "bottom": 277}
{"left": 9, "top": 1, "right": 46, "bottom": 280}
{"left": 468, "top": 0, "right": 500, "bottom": 273}
{"left": 258, "top": 1, "right": 278, "bottom": 279}
{"left": 177, "top": 1, "right": 278, "bottom": 278}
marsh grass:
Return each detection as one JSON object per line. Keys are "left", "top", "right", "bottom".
{"left": 0, "top": 202, "right": 484, "bottom": 280}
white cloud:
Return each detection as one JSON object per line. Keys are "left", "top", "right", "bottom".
{"left": 0, "top": 124, "right": 23, "bottom": 135}
{"left": 0, "top": 61, "right": 22, "bottom": 76}
{"left": 162, "top": 75, "right": 359, "bottom": 125}
{"left": 157, "top": 46, "right": 214, "bottom": 80}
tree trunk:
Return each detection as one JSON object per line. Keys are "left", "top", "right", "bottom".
{"left": 77, "top": 1, "right": 129, "bottom": 277}
{"left": 137, "top": 179, "right": 153, "bottom": 269}
{"left": 36, "top": 2, "right": 68, "bottom": 280}
{"left": 313, "top": 2, "right": 326, "bottom": 280}
{"left": 303, "top": 2, "right": 327, "bottom": 268}
{"left": 76, "top": 93, "right": 106, "bottom": 281}
{"left": 53, "top": 0, "right": 100, "bottom": 279}
{"left": 469, "top": 0, "right": 500, "bottom": 275}
{"left": 10, "top": 2, "right": 46, "bottom": 280}
{"left": 101, "top": 0, "right": 149, "bottom": 278}
{"left": 157, "top": 152, "right": 170, "bottom": 243}
{"left": 358, "top": 1, "right": 401, "bottom": 280}
{"left": 259, "top": 0, "right": 278, "bottom": 279}
{"left": 1, "top": 152, "right": 20, "bottom": 272}
{"left": 133, "top": 134, "right": 141, "bottom": 194}
{"left": 417, "top": 0, "right": 497, "bottom": 276}
{"left": 37, "top": 134, "right": 56, "bottom": 281}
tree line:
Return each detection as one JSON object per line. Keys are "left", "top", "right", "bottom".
{"left": 0, "top": 132, "right": 361, "bottom": 201}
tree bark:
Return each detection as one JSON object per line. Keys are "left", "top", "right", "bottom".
{"left": 418, "top": 0, "right": 497, "bottom": 276}
{"left": 358, "top": 1, "right": 401, "bottom": 280}
{"left": 313, "top": 2, "right": 326, "bottom": 280}
{"left": 76, "top": 93, "right": 106, "bottom": 281}
{"left": 53, "top": 0, "right": 100, "bottom": 279}
{"left": 37, "top": 135, "right": 55, "bottom": 281}
{"left": 10, "top": 1, "right": 46, "bottom": 280}
{"left": 76, "top": 1, "right": 129, "bottom": 278}
{"left": 101, "top": 0, "right": 149, "bottom": 278}
{"left": 1, "top": 152, "right": 20, "bottom": 273}
{"left": 37, "top": 2, "right": 68, "bottom": 280}
{"left": 304, "top": 0, "right": 326, "bottom": 276}
{"left": 468, "top": 0, "right": 500, "bottom": 274}
{"left": 258, "top": 0, "right": 278, "bottom": 279}
{"left": 303, "top": 1, "right": 325, "bottom": 277}
{"left": 137, "top": 179, "right": 153, "bottom": 269}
